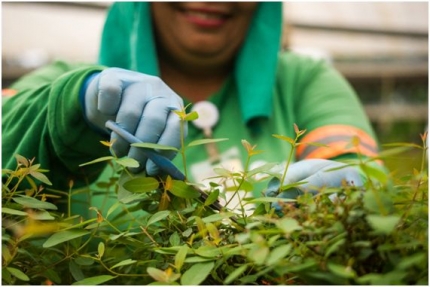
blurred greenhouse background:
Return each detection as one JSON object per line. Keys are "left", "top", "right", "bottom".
{"left": 2, "top": 2, "right": 428, "bottom": 173}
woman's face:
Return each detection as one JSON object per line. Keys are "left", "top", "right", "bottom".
{"left": 152, "top": 2, "right": 258, "bottom": 70}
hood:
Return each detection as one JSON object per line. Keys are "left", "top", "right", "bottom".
{"left": 99, "top": 2, "right": 283, "bottom": 124}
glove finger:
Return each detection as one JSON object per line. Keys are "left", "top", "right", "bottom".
{"left": 293, "top": 166, "right": 363, "bottom": 194}
{"left": 264, "top": 177, "right": 281, "bottom": 197}
{"left": 96, "top": 69, "right": 161, "bottom": 116}
{"left": 110, "top": 84, "right": 147, "bottom": 160}
{"left": 128, "top": 97, "right": 175, "bottom": 173}
{"left": 97, "top": 71, "right": 124, "bottom": 115}
{"left": 265, "top": 159, "right": 339, "bottom": 196}
{"left": 283, "top": 159, "right": 338, "bottom": 184}
{"left": 145, "top": 110, "right": 184, "bottom": 175}
{"left": 344, "top": 169, "right": 364, "bottom": 186}
{"left": 109, "top": 67, "right": 155, "bottom": 86}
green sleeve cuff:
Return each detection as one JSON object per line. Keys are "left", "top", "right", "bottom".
{"left": 48, "top": 65, "right": 109, "bottom": 174}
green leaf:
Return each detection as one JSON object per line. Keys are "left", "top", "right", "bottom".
{"left": 187, "top": 138, "right": 228, "bottom": 147}
{"left": 79, "top": 156, "right": 114, "bottom": 167}
{"left": 107, "top": 201, "right": 121, "bottom": 218}
{"left": 233, "top": 179, "right": 254, "bottom": 192}
{"left": 204, "top": 189, "right": 220, "bottom": 206}
{"left": 357, "top": 271, "right": 407, "bottom": 285}
{"left": 154, "top": 246, "right": 182, "bottom": 255}
{"left": 184, "top": 256, "right": 213, "bottom": 263}
{"left": 2, "top": 245, "right": 12, "bottom": 263}
{"left": 169, "top": 232, "right": 181, "bottom": 246}
{"left": 181, "top": 261, "right": 214, "bottom": 285}
{"left": 2, "top": 207, "right": 27, "bottom": 216}
{"left": 213, "top": 167, "right": 234, "bottom": 177}
{"left": 115, "top": 157, "right": 139, "bottom": 168}
{"left": 184, "top": 110, "right": 199, "bottom": 121}
{"left": 382, "top": 142, "right": 422, "bottom": 149}
{"left": 72, "top": 275, "right": 115, "bottom": 285}
{"left": 98, "top": 242, "right": 105, "bottom": 258}
{"left": 43, "top": 230, "right": 90, "bottom": 248}
{"left": 29, "top": 210, "right": 55, "bottom": 220}
{"left": 327, "top": 263, "right": 357, "bottom": 279}
{"left": 280, "top": 181, "right": 308, "bottom": 191}
{"left": 147, "top": 267, "right": 168, "bottom": 282}
{"left": 366, "top": 215, "right": 401, "bottom": 235}
{"left": 224, "top": 264, "right": 248, "bottom": 284}
{"left": 13, "top": 196, "right": 58, "bottom": 210}
{"left": 29, "top": 163, "right": 41, "bottom": 171}
{"left": 195, "top": 245, "right": 221, "bottom": 258}
{"left": 118, "top": 191, "right": 146, "bottom": 204}
{"left": 182, "top": 228, "right": 193, "bottom": 238}
{"left": 15, "top": 154, "right": 29, "bottom": 167}
{"left": 122, "top": 177, "right": 159, "bottom": 193}
{"left": 147, "top": 210, "right": 171, "bottom": 226}
{"left": 168, "top": 180, "right": 200, "bottom": 199}
{"left": 111, "top": 259, "right": 137, "bottom": 269}
{"left": 201, "top": 213, "right": 234, "bottom": 223}
{"left": 298, "top": 142, "right": 328, "bottom": 148}
{"left": 246, "top": 197, "right": 296, "bottom": 203}
{"left": 325, "top": 238, "right": 346, "bottom": 258}
{"left": 272, "top": 134, "right": 295, "bottom": 144}
{"left": 29, "top": 171, "right": 52, "bottom": 185}
{"left": 175, "top": 245, "right": 189, "bottom": 272}
{"left": 266, "top": 244, "right": 292, "bottom": 265}
{"left": 131, "top": 142, "right": 179, "bottom": 152}
{"left": 6, "top": 267, "right": 29, "bottom": 281}
{"left": 284, "top": 259, "right": 317, "bottom": 272}
{"left": 206, "top": 222, "right": 220, "bottom": 242}
{"left": 248, "top": 245, "right": 269, "bottom": 265}
{"left": 247, "top": 162, "right": 277, "bottom": 177}
{"left": 363, "top": 190, "right": 394, "bottom": 214}
{"left": 43, "top": 269, "right": 62, "bottom": 284}
{"left": 276, "top": 218, "right": 302, "bottom": 233}
{"left": 361, "top": 164, "right": 388, "bottom": 184}
{"left": 74, "top": 257, "right": 95, "bottom": 266}
{"left": 396, "top": 253, "right": 426, "bottom": 270}
{"left": 69, "top": 260, "right": 85, "bottom": 282}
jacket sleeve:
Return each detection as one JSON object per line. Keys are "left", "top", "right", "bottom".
{"left": 278, "top": 53, "right": 379, "bottom": 161}
{"left": 2, "top": 61, "right": 109, "bottom": 189}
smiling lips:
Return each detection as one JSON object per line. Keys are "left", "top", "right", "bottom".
{"left": 179, "top": 7, "right": 230, "bottom": 28}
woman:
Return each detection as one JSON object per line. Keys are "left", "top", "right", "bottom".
{"left": 2, "top": 2, "right": 379, "bottom": 218}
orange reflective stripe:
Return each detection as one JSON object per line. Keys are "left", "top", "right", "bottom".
{"left": 2, "top": 89, "right": 18, "bottom": 97}
{"left": 302, "top": 141, "right": 378, "bottom": 159}
{"left": 296, "top": 125, "right": 378, "bottom": 159}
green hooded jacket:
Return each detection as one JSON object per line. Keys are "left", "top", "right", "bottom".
{"left": 2, "top": 2, "right": 378, "bottom": 219}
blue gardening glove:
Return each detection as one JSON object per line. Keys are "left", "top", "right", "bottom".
{"left": 265, "top": 159, "right": 364, "bottom": 213}
{"left": 81, "top": 68, "right": 186, "bottom": 174}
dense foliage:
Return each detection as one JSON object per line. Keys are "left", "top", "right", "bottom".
{"left": 2, "top": 127, "right": 428, "bottom": 285}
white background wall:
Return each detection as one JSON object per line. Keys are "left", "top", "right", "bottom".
{"left": 2, "top": 2, "right": 109, "bottom": 66}
{"left": 2, "top": 2, "right": 428, "bottom": 75}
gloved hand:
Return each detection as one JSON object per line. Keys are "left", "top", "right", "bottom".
{"left": 265, "top": 159, "right": 364, "bottom": 213}
{"left": 81, "top": 68, "right": 186, "bottom": 174}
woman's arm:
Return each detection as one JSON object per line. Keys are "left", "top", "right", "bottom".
{"left": 2, "top": 61, "right": 108, "bottom": 189}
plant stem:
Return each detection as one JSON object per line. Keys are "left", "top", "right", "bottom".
{"left": 95, "top": 256, "right": 148, "bottom": 278}
{"left": 179, "top": 119, "right": 188, "bottom": 179}
{"left": 225, "top": 154, "right": 252, "bottom": 222}
{"left": 280, "top": 141, "right": 297, "bottom": 190}
{"left": 5, "top": 169, "right": 27, "bottom": 206}
{"left": 140, "top": 226, "right": 160, "bottom": 247}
